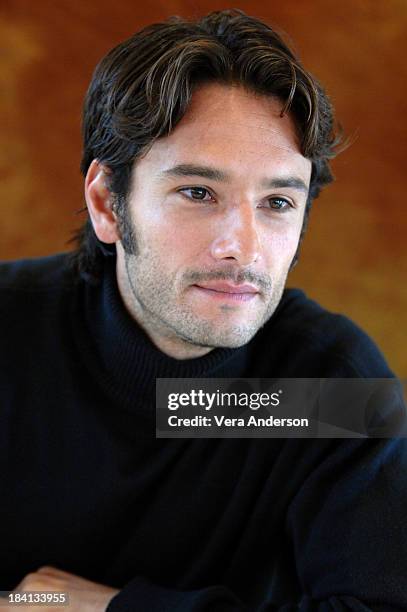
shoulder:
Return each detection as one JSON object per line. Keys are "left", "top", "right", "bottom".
{"left": 0, "top": 253, "right": 84, "bottom": 401}
{"left": 259, "top": 288, "right": 393, "bottom": 378}
{"left": 0, "top": 253, "right": 79, "bottom": 337}
{"left": 0, "top": 252, "right": 76, "bottom": 291}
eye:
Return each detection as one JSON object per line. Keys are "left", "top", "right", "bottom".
{"left": 265, "top": 197, "right": 293, "bottom": 212}
{"left": 178, "top": 187, "right": 214, "bottom": 202}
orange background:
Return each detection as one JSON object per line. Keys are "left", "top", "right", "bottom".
{"left": 1, "top": 0, "right": 406, "bottom": 376}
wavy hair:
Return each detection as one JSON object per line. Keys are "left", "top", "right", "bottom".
{"left": 70, "top": 9, "right": 342, "bottom": 282}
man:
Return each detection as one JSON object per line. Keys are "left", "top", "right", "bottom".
{"left": 1, "top": 9, "right": 406, "bottom": 611}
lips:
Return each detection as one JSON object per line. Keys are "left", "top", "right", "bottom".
{"left": 191, "top": 281, "right": 260, "bottom": 302}
{"left": 194, "top": 281, "right": 259, "bottom": 294}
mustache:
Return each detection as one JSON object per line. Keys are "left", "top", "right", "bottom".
{"left": 183, "top": 267, "right": 272, "bottom": 293}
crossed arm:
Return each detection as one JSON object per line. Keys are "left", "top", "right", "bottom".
{"left": 2, "top": 566, "right": 118, "bottom": 612}
{"left": 5, "top": 438, "right": 407, "bottom": 612}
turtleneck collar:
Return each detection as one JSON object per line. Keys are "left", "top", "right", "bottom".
{"left": 74, "top": 257, "right": 251, "bottom": 412}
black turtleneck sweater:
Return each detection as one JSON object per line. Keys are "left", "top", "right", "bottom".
{"left": 1, "top": 253, "right": 406, "bottom": 611}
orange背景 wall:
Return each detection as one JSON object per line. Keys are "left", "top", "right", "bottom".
{"left": 1, "top": 0, "right": 406, "bottom": 376}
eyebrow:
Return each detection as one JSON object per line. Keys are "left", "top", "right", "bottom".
{"left": 262, "top": 177, "right": 309, "bottom": 194}
{"left": 162, "top": 164, "right": 228, "bottom": 182}
{"left": 161, "top": 164, "right": 309, "bottom": 194}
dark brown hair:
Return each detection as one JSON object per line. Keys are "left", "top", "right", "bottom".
{"left": 71, "top": 9, "right": 341, "bottom": 282}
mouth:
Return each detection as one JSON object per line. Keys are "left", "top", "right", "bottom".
{"left": 191, "top": 281, "right": 260, "bottom": 302}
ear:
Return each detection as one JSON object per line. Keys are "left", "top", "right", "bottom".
{"left": 84, "top": 159, "right": 120, "bottom": 244}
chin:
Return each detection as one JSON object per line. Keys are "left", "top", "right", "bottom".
{"left": 198, "top": 326, "right": 259, "bottom": 349}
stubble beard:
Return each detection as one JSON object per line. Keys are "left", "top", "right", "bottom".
{"left": 117, "top": 206, "right": 293, "bottom": 350}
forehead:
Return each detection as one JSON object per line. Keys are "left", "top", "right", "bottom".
{"left": 139, "top": 83, "right": 311, "bottom": 180}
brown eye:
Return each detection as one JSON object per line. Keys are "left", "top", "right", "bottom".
{"left": 267, "top": 197, "right": 291, "bottom": 211}
{"left": 179, "top": 187, "right": 214, "bottom": 201}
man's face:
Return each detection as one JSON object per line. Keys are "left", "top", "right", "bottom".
{"left": 115, "top": 83, "right": 312, "bottom": 356}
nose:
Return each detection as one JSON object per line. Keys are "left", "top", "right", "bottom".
{"left": 210, "top": 202, "right": 261, "bottom": 267}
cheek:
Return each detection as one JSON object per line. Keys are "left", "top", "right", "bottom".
{"left": 261, "top": 226, "right": 301, "bottom": 268}
{"left": 155, "top": 210, "right": 211, "bottom": 251}
{"left": 142, "top": 221, "right": 205, "bottom": 271}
